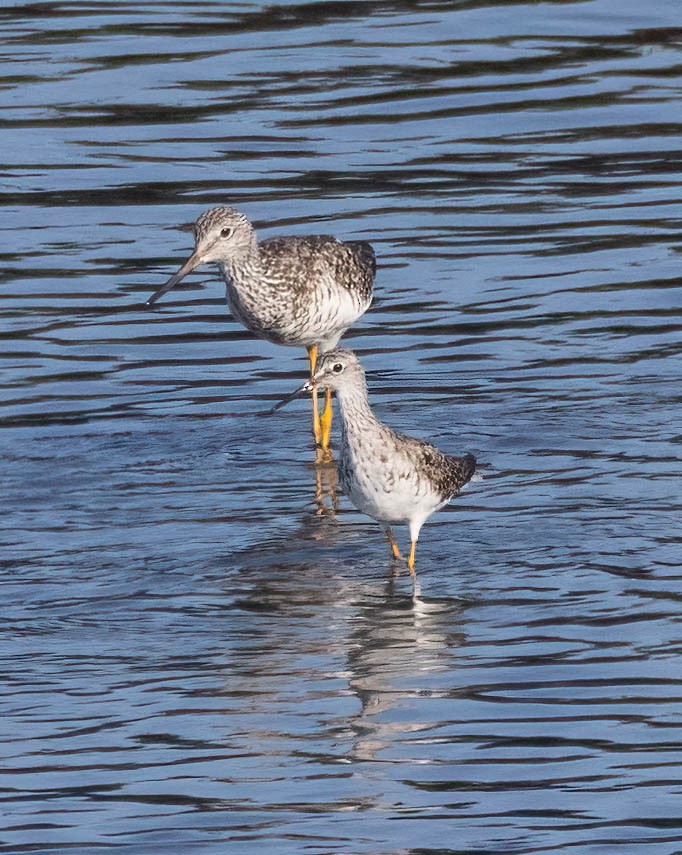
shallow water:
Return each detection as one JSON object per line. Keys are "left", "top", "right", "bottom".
{"left": 2, "top": 1, "right": 682, "bottom": 852}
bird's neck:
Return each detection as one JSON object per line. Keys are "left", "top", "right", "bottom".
{"left": 218, "top": 239, "right": 261, "bottom": 291}
{"left": 336, "top": 381, "right": 379, "bottom": 444}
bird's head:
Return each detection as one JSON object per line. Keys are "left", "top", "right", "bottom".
{"left": 146, "top": 206, "right": 255, "bottom": 306}
{"left": 268, "top": 348, "right": 365, "bottom": 415}
{"left": 309, "top": 348, "right": 365, "bottom": 392}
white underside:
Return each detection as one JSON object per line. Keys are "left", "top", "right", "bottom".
{"left": 313, "top": 286, "right": 371, "bottom": 351}
{"left": 342, "top": 456, "right": 447, "bottom": 542}
{"left": 225, "top": 278, "right": 370, "bottom": 351}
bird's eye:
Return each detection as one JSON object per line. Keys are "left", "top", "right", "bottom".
{"left": 220, "top": 227, "right": 233, "bottom": 238}
{"left": 332, "top": 363, "right": 344, "bottom": 373}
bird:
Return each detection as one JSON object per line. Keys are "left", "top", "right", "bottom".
{"left": 146, "top": 206, "right": 375, "bottom": 451}
{"left": 271, "top": 348, "right": 476, "bottom": 580}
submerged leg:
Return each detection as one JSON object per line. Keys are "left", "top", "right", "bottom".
{"left": 383, "top": 526, "right": 403, "bottom": 560}
{"left": 306, "top": 344, "right": 321, "bottom": 445}
{"left": 314, "top": 445, "right": 338, "bottom": 513}
{"left": 407, "top": 539, "right": 422, "bottom": 600}
{"left": 319, "top": 387, "right": 333, "bottom": 451}
{"left": 407, "top": 539, "right": 417, "bottom": 579}
{"left": 407, "top": 517, "right": 425, "bottom": 585}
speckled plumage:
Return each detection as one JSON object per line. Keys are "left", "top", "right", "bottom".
{"left": 308, "top": 348, "right": 476, "bottom": 565}
{"left": 147, "top": 205, "right": 375, "bottom": 352}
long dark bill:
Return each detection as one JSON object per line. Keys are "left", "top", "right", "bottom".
{"left": 145, "top": 251, "right": 203, "bottom": 307}
{"left": 268, "top": 381, "right": 313, "bottom": 415}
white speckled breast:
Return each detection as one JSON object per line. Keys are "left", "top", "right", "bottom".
{"left": 220, "top": 234, "right": 374, "bottom": 349}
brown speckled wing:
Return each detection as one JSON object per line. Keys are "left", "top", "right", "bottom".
{"left": 410, "top": 440, "right": 476, "bottom": 501}
{"left": 260, "top": 235, "right": 375, "bottom": 299}
{"left": 340, "top": 240, "right": 376, "bottom": 301}
{"left": 440, "top": 452, "right": 476, "bottom": 499}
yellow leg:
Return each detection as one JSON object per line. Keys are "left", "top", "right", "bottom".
{"left": 308, "top": 343, "right": 318, "bottom": 375}
{"left": 319, "top": 387, "right": 333, "bottom": 450}
{"left": 407, "top": 539, "right": 417, "bottom": 579}
{"left": 384, "top": 526, "right": 403, "bottom": 560}
{"left": 306, "top": 344, "right": 321, "bottom": 446}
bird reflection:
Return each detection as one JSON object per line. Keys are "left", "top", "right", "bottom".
{"left": 218, "top": 526, "right": 468, "bottom": 771}
{"left": 313, "top": 446, "right": 339, "bottom": 516}
{"left": 345, "top": 589, "right": 466, "bottom": 763}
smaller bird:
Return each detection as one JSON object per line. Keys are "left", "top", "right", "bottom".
{"left": 271, "top": 348, "right": 476, "bottom": 579}
{"left": 146, "top": 206, "right": 375, "bottom": 451}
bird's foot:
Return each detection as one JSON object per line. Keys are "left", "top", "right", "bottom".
{"left": 314, "top": 444, "right": 335, "bottom": 466}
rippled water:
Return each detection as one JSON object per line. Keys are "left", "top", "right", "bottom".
{"left": 2, "top": 1, "right": 681, "bottom": 852}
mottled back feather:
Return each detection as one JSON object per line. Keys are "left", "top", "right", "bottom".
{"left": 378, "top": 429, "right": 476, "bottom": 501}
{"left": 259, "top": 235, "right": 375, "bottom": 301}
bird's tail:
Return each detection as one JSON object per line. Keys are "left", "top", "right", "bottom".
{"left": 461, "top": 452, "right": 477, "bottom": 486}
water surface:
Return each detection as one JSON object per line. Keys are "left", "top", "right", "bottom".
{"left": 2, "top": 1, "right": 681, "bottom": 852}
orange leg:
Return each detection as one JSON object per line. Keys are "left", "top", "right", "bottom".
{"left": 306, "top": 344, "right": 321, "bottom": 445}
{"left": 319, "top": 387, "right": 333, "bottom": 450}
{"left": 407, "top": 539, "right": 417, "bottom": 579}
{"left": 384, "top": 526, "right": 403, "bottom": 560}
{"left": 307, "top": 345, "right": 333, "bottom": 450}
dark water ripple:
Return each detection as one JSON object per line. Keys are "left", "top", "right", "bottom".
{"left": 1, "top": 0, "right": 682, "bottom": 852}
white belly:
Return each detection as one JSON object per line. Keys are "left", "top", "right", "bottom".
{"left": 225, "top": 276, "right": 370, "bottom": 349}
{"left": 340, "top": 448, "right": 443, "bottom": 526}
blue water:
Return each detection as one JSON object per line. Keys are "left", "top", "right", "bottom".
{"left": 2, "top": 1, "right": 681, "bottom": 852}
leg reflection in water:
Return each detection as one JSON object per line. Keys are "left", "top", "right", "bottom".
{"left": 314, "top": 446, "right": 339, "bottom": 516}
